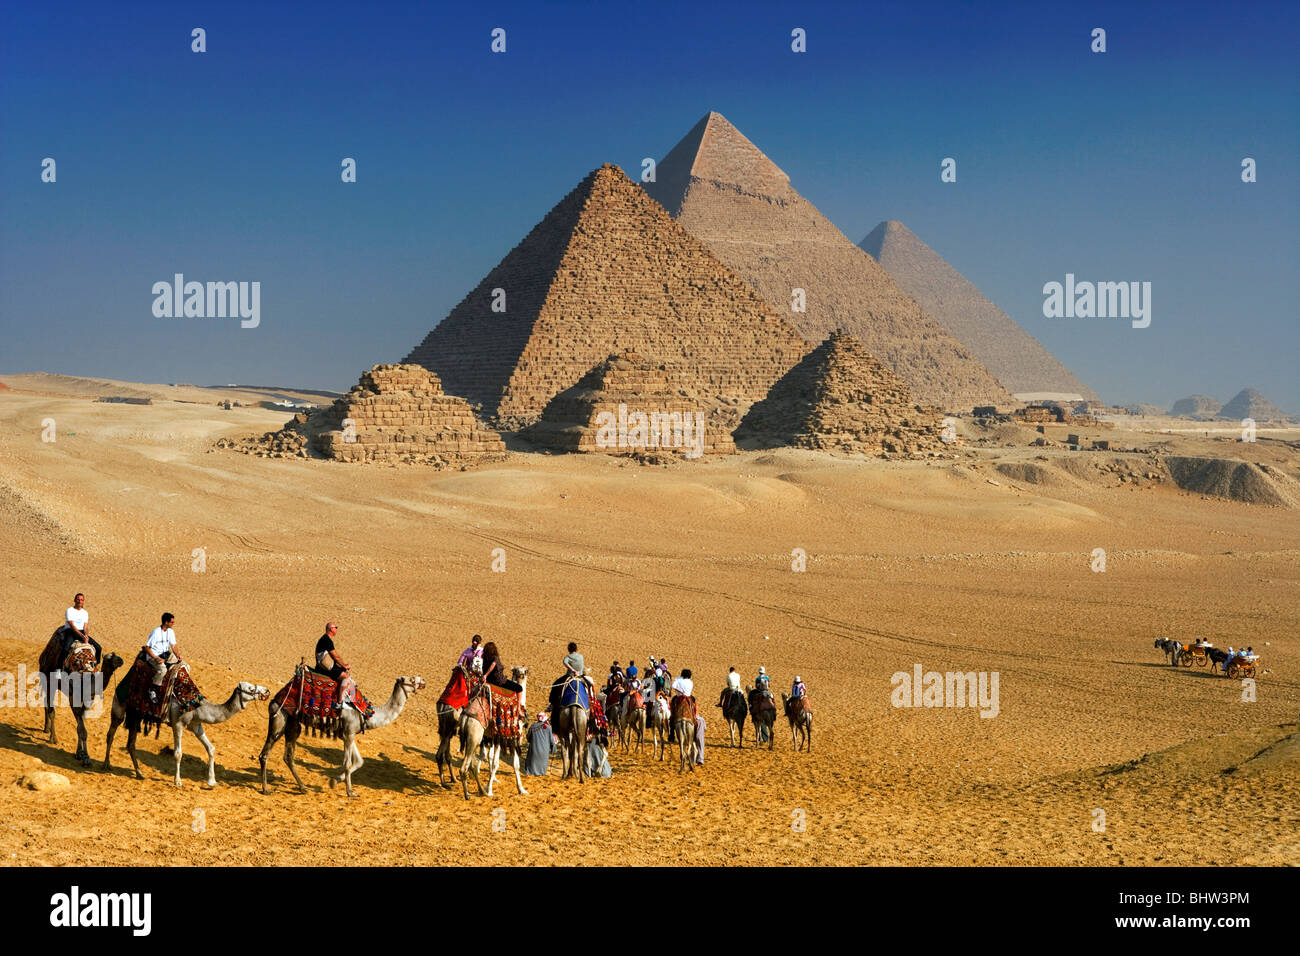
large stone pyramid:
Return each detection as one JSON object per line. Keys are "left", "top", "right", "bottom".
{"left": 736, "top": 330, "right": 947, "bottom": 456}
{"left": 642, "top": 112, "right": 1013, "bottom": 411}
{"left": 522, "top": 350, "right": 739, "bottom": 455}
{"left": 242, "top": 364, "right": 505, "bottom": 464}
{"left": 860, "top": 220, "right": 1098, "bottom": 402}
{"left": 1219, "top": 388, "right": 1287, "bottom": 422}
{"left": 403, "top": 163, "right": 808, "bottom": 429}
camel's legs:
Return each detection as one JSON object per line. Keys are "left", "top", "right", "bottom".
{"left": 171, "top": 723, "right": 185, "bottom": 787}
{"left": 485, "top": 738, "right": 499, "bottom": 797}
{"left": 509, "top": 742, "right": 528, "bottom": 795}
{"left": 190, "top": 721, "right": 217, "bottom": 786}
{"left": 125, "top": 727, "right": 144, "bottom": 779}
{"left": 258, "top": 709, "right": 286, "bottom": 794}
{"left": 338, "top": 731, "right": 362, "bottom": 798}
{"left": 282, "top": 718, "right": 308, "bottom": 792}
{"left": 103, "top": 710, "right": 122, "bottom": 770}
{"left": 74, "top": 710, "right": 90, "bottom": 766}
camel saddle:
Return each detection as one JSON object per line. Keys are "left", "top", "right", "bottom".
{"left": 464, "top": 676, "right": 523, "bottom": 739}
{"left": 748, "top": 688, "right": 776, "bottom": 715}
{"left": 272, "top": 665, "right": 374, "bottom": 737}
{"left": 438, "top": 666, "right": 470, "bottom": 709}
{"left": 786, "top": 696, "right": 812, "bottom": 719}
{"left": 605, "top": 686, "right": 623, "bottom": 713}
{"left": 555, "top": 675, "right": 590, "bottom": 711}
{"left": 40, "top": 626, "right": 100, "bottom": 674}
{"left": 624, "top": 688, "right": 644, "bottom": 710}
{"left": 589, "top": 697, "right": 609, "bottom": 736}
{"left": 117, "top": 654, "right": 204, "bottom": 736}
{"left": 670, "top": 695, "right": 698, "bottom": 724}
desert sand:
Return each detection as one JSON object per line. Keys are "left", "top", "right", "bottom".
{"left": 1, "top": 377, "right": 1296, "bottom": 866}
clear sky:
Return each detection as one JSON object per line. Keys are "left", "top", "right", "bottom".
{"left": 2, "top": 0, "right": 1296, "bottom": 410}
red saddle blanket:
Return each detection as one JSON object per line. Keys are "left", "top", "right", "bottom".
{"left": 438, "top": 667, "right": 470, "bottom": 709}
{"left": 590, "top": 698, "right": 609, "bottom": 736}
{"left": 120, "top": 657, "right": 204, "bottom": 736}
{"left": 670, "top": 695, "right": 698, "bottom": 724}
{"left": 273, "top": 667, "right": 374, "bottom": 735}
{"left": 625, "top": 689, "right": 644, "bottom": 711}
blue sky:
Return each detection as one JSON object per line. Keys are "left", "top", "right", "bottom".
{"left": 2, "top": 0, "right": 1296, "bottom": 410}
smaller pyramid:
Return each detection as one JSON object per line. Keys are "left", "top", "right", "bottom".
{"left": 736, "top": 331, "right": 947, "bottom": 456}
{"left": 1219, "top": 388, "right": 1287, "bottom": 422}
{"left": 241, "top": 364, "right": 505, "bottom": 464}
{"left": 1169, "top": 394, "right": 1221, "bottom": 419}
{"left": 522, "top": 351, "right": 738, "bottom": 456}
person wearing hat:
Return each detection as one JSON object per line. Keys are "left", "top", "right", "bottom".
{"left": 755, "top": 666, "right": 770, "bottom": 692}
{"left": 790, "top": 675, "right": 807, "bottom": 699}
{"left": 524, "top": 712, "right": 557, "bottom": 776}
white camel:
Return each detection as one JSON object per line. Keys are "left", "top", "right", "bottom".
{"left": 105, "top": 679, "right": 269, "bottom": 787}
{"left": 460, "top": 667, "right": 528, "bottom": 800}
{"left": 260, "top": 675, "right": 425, "bottom": 798}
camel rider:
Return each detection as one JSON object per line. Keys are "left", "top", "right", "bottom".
{"left": 315, "top": 622, "right": 349, "bottom": 681}
{"left": 457, "top": 634, "right": 483, "bottom": 670}
{"left": 791, "top": 676, "right": 807, "bottom": 699}
{"left": 606, "top": 662, "right": 624, "bottom": 695}
{"left": 671, "top": 668, "right": 694, "bottom": 700}
{"left": 61, "top": 592, "right": 101, "bottom": 662}
{"left": 563, "top": 642, "right": 585, "bottom": 682}
{"left": 717, "top": 666, "right": 741, "bottom": 707}
{"left": 755, "top": 666, "right": 771, "bottom": 693}
{"left": 143, "top": 612, "right": 181, "bottom": 704}
{"left": 625, "top": 659, "right": 638, "bottom": 682}
{"left": 481, "top": 640, "right": 523, "bottom": 693}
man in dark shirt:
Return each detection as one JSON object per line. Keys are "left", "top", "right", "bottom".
{"left": 315, "top": 622, "right": 348, "bottom": 681}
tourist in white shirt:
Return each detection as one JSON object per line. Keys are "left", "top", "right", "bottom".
{"left": 60, "top": 592, "right": 101, "bottom": 661}
{"left": 671, "top": 669, "right": 694, "bottom": 699}
{"left": 715, "top": 666, "right": 741, "bottom": 707}
{"left": 144, "top": 612, "right": 182, "bottom": 701}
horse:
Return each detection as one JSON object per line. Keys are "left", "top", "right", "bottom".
{"left": 1153, "top": 638, "right": 1182, "bottom": 666}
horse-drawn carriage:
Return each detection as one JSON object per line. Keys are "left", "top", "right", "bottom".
{"left": 1177, "top": 644, "right": 1211, "bottom": 668}
{"left": 1225, "top": 656, "right": 1258, "bottom": 680}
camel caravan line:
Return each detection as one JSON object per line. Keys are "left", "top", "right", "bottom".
{"left": 35, "top": 617, "right": 813, "bottom": 797}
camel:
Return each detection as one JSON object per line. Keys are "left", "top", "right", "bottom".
{"left": 259, "top": 675, "right": 425, "bottom": 798}
{"left": 719, "top": 687, "right": 747, "bottom": 748}
{"left": 435, "top": 700, "right": 461, "bottom": 787}
{"left": 1153, "top": 638, "right": 1181, "bottom": 666}
{"left": 40, "top": 637, "right": 124, "bottom": 767}
{"left": 782, "top": 693, "right": 813, "bottom": 752}
{"left": 618, "top": 682, "right": 646, "bottom": 754}
{"left": 647, "top": 691, "right": 670, "bottom": 760}
{"left": 748, "top": 687, "right": 776, "bottom": 750}
{"left": 672, "top": 699, "right": 697, "bottom": 772}
{"left": 460, "top": 667, "right": 528, "bottom": 800}
{"left": 104, "top": 679, "right": 268, "bottom": 787}
{"left": 552, "top": 679, "right": 588, "bottom": 782}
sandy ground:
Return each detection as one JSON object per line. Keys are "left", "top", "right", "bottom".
{"left": 0, "top": 379, "right": 1296, "bottom": 866}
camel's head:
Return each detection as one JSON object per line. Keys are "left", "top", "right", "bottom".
{"left": 101, "top": 652, "right": 125, "bottom": 674}
{"left": 511, "top": 665, "right": 528, "bottom": 683}
{"left": 400, "top": 676, "right": 426, "bottom": 694}
{"left": 239, "top": 681, "right": 271, "bottom": 702}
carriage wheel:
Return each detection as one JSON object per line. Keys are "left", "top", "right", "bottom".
{"left": 1197, "top": 654, "right": 1209, "bottom": 667}
{"left": 1177, "top": 651, "right": 1192, "bottom": 667}
{"left": 1226, "top": 663, "right": 1238, "bottom": 679}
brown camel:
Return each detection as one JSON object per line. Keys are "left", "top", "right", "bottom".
{"left": 259, "top": 675, "right": 425, "bottom": 798}
{"left": 552, "top": 684, "right": 588, "bottom": 782}
{"left": 749, "top": 687, "right": 776, "bottom": 750}
{"left": 671, "top": 697, "right": 698, "bottom": 772}
{"left": 782, "top": 693, "right": 813, "bottom": 752}
{"left": 719, "top": 688, "right": 747, "bottom": 748}
{"left": 619, "top": 684, "right": 646, "bottom": 754}
{"left": 435, "top": 700, "right": 461, "bottom": 787}
{"left": 39, "top": 633, "right": 123, "bottom": 767}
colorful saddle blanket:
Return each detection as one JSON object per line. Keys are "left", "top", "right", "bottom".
{"left": 463, "top": 677, "right": 523, "bottom": 739}
{"left": 118, "top": 656, "right": 204, "bottom": 735}
{"left": 559, "top": 677, "right": 590, "bottom": 711}
{"left": 624, "top": 689, "right": 644, "bottom": 711}
{"left": 272, "top": 666, "right": 374, "bottom": 736}
{"left": 438, "top": 666, "right": 470, "bottom": 710}
{"left": 670, "top": 694, "right": 698, "bottom": 724}
{"left": 590, "top": 698, "right": 609, "bottom": 736}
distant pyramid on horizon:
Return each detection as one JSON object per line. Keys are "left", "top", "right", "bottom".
{"left": 1219, "top": 388, "right": 1286, "bottom": 422}
{"left": 642, "top": 112, "right": 1013, "bottom": 410}
{"left": 860, "top": 220, "right": 1098, "bottom": 402}
{"left": 403, "top": 163, "right": 808, "bottom": 427}
{"left": 736, "top": 330, "right": 946, "bottom": 456}
{"left": 1170, "top": 394, "right": 1221, "bottom": 419}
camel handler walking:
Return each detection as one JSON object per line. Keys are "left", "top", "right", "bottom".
{"left": 143, "top": 612, "right": 181, "bottom": 704}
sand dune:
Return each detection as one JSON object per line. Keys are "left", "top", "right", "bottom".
{"left": 0, "top": 383, "right": 1296, "bottom": 865}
